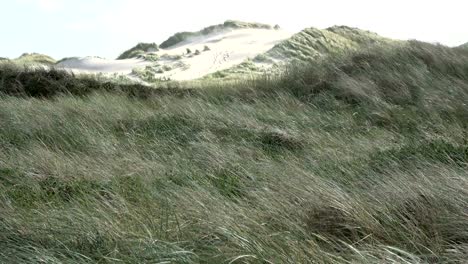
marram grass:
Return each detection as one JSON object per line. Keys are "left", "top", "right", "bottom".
{"left": 0, "top": 41, "right": 467, "bottom": 263}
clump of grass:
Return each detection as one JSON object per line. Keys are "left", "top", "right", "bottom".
{"left": 266, "top": 26, "right": 396, "bottom": 63}
{"left": 137, "top": 53, "right": 160, "bottom": 62}
{"left": 457, "top": 42, "right": 468, "bottom": 50}
{"left": 260, "top": 128, "right": 304, "bottom": 152}
{"left": 253, "top": 53, "right": 274, "bottom": 63}
{"left": 205, "top": 59, "right": 263, "bottom": 79}
{"left": 117, "top": 43, "right": 159, "bottom": 60}
{"left": 11, "top": 53, "right": 56, "bottom": 65}
{"left": 160, "top": 54, "right": 183, "bottom": 61}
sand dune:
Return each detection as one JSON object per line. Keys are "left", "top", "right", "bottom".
{"left": 57, "top": 28, "right": 292, "bottom": 80}
{"left": 57, "top": 57, "right": 152, "bottom": 74}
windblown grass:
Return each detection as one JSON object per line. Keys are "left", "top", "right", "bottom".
{"left": 0, "top": 63, "right": 193, "bottom": 98}
{"left": 264, "top": 26, "right": 396, "bottom": 63}
{"left": 457, "top": 42, "right": 468, "bottom": 50}
{"left": 12, "top": 53, "right": 57, "bottom": 65}
{"left": 0, "top": 41, "right": 467, "bottom": 263}
{"left": 117, "top": 43, "right": 159, "bottom": 60}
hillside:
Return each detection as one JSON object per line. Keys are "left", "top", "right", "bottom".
{"left": 50, "top": 20, "right": 415, "bottom": 82}
{"left": 263, "top": 26, "right": 395, "bottom": 62}
{"left": 159, "top": 20, "right": 274, "bottom": 49}
{"left": 1, "top": 40, "right": 467, "bottom": 263}
{"left": 10, "top": 53, "right": 56, "bottom": 65}
{"left": 58, "top": 21, "right": 400, "bottom": 82}
{"left": 57, "top": 56, "right": 152, "bottom": 75}
{"left": 205, "top": 26, "right": 397, "bottom": 79}
{"left": 59, "top": 21, "right": 292, "bottom": 81}
{"left": 459, "top": 42, "right": 468, "bottom": 49}
{"left": 117, "top": 42, "right": 159, "bottom": 60}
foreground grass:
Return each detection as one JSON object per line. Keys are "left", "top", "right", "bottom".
{"left": 0, "top": 41, "right": 467, "bottom": 263}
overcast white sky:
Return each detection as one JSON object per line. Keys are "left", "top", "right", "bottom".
{"left": 2, "top": 0, "right": 467, "bottom": 59}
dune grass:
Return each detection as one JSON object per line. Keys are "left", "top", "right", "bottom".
{"left": 117, "top": 43, "right": 159, "bottom": 60}
{"left": 0, "top": 41, "right": 467, "bottom": 263}
{"left": 264, "top": 26, "right": 396, "bottom": 63}
{"left": 12, "top": 53, "right": 57, "bottom": 65}
{"left": 159, "top": 20, "right": 273, "bottom": 49}
{"left": 458, "top": 42, "right": 468, "bottom": 50}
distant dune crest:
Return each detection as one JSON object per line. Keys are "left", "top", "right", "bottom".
{"left": 9, "top": 20, "right": 465, "bottom": 82}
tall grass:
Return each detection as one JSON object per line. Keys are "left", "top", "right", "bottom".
{"left": 0, "top": 63, "right": 193, "bottom": 98}
{"left": 0, "top": 41, "right": 467, "bottom": 263}
{"left": 117, "top": 43, "right": 159, "bottom": 60}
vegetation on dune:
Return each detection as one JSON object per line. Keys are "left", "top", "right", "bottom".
{"left": 11, "top": 53, "right": 57, "bottom": 65}
{"left": 277, "top": 41, "right": 468, "bottom": 111}
{"left": 131, "top": 64, "right": 173, "bottom": 82}
{"left": 222, "top": 20, "right": 273, "bottom": 30}
{"left": 117, "top": 42, "right": 159, "bottom": 60}
{"left": 210, "top": 25, "right": 397, "bottom": 80}
{"left": 204, "top": 59, "right": 266, "bottom": 79}
{"left": 56, "top": 57, "right": 80, "bottom": 64}
{"left": 0, "top": 63, "right": 188, "bottom": 98}
{"left": 265, "top": 26, "right": 396, "bottom": 63}
{"left": 458, "top": 42, "right": 468, "bottom": 50}
{"left": 326, "top": 25, "right": 391, "bottom": 46}
{"left": 160, "top": 54, "right": 183, "bottom": 61}
{"left": 0, "top": 40, "right": 467, "bottom": 263}
{"left": 159, "top": 20, "right": 273, "bottom": 49}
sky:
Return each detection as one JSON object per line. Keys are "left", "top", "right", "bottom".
{"left": 2, "top": 0, "right": 468, "bottom": 59}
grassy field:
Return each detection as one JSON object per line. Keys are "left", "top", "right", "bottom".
{"left": 0, "top": 41, "right": 467, "bottom": 263}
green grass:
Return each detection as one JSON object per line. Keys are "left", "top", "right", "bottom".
{"left": 204, "top": 59, "right": 265, "bottom": 79}
{"left": 0, "top": 63, "right": 190, "bottom": 98}
{"left": 264, "top": 26, "right": 396, "bottom": 63}
{"left": 10, "top": 53, "right": 57, "bottom": 65}
{"left": 0, "top": 40, "right": 467, "bottom": 263}
{"left": 117, "top": 43, "right": 159, "bottom": 60}
{"left": 458, "top": 42, "right": 468, "bottom": 50}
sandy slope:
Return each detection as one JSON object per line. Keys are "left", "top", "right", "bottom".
{"left": 57, "top": 57, "right": 152, "bottom": 74}
{"left": 57, "top": 28, "right": 292, "bottom": 80}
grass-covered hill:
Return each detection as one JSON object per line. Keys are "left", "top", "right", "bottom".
{"left": 206, "top": 26, "right": 397, "bottom": 80}
{"left": 0, "top": 38, "right": 467, "bottom": 263}
{"left": 9, "top": 53, "right": 57, "bottom": 65}
{"left": 117, "top": 42, "right": 159, "bottom": 60}
{"left": 458, "top": 42, "right": 468, "bottom": 50}
{"left": 205, "top": 26, "right": 398, "bottom": 79}
{"left": 263, "top": 26, "right": 395, "bottom": 62}
{"left": 159, "top": 20, "right": 274, "bottom": 49}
